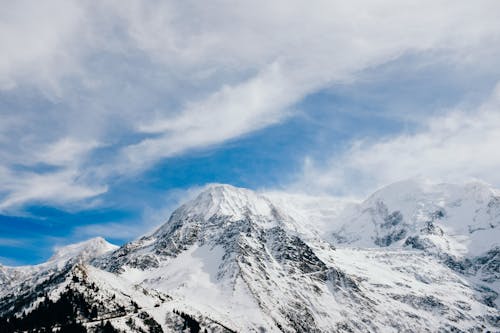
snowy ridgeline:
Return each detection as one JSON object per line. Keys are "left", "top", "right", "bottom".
{"left": 0, "top": 180, "right": 499, "bottom": 332}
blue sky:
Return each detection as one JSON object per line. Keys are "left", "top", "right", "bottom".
{"left": 1, "top": 1, "right": 500, "bottom": 265}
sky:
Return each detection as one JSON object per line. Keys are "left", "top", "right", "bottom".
{"left": 1, "top": 0, "right": 500, "bottom": 265}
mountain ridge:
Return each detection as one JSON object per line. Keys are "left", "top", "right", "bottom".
{"left": 1, "top": 180, "right": 499, "bottom": 332}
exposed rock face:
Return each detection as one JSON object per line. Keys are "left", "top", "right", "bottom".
{"left": 1, "top": 182, "right": 499, "bottom": 332}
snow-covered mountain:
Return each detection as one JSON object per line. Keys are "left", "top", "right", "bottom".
{"left": 0, "top": 182, "right": 499, "bottom": 332}
{"left": 327, "top": 179, "right": 500, "bottom": 254}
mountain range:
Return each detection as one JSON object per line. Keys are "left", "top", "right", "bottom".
{"left": 0, "top": 180, "right": 499, "bottom": 332}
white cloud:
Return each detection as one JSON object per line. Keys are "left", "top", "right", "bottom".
{"left": 0, "top": 168, "right": 107, "bottom": 211}
{"left": 37, "top": 137, "right": 100, "bottom": 166}
{"left": 121, "top": 63, "right": 298, "bottom": 171}
{"left": 0, "top": 136, "right": 104, "bottom": 211}
{"left": 294, "top": 84, "right": 500, "bottom": 196}
{"left": 1, "top": 0, "right": 500, "bottom": 209}
{"left": 0, "top": 0, "right": 90, "bottom": 92}
{"left": 113, "top": 0, "right": 500, "bottom": 173}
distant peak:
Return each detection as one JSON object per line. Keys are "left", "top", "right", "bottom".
{"left": 49, "top": 237, "right": 118, "bottom": 263}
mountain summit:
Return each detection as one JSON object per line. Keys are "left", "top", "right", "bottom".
{"left": 170, "top": 184, "right": 280, "bottom": 221}
{"left": 1, "top": 181, "right": 499, "bottom": 332}
{"left": 49, "top": 237, "right": 118, "bottom": 263}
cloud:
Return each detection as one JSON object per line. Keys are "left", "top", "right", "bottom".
{"left": 0, "top": 0, "right": 90, "bottom": 92}
{"left": 0, "top": 136, "right": 105, "bottom": 212}
{"left": 117, "top": 0, "right": 500, "bottom": 173}
{"left": 1, "top": 0, "right": 500, "bottom": 209}
{"left": 120, "top": 63, "right": 298, "bottom": 172}
{"left": 0, "top": 238, "right": 25, "bottom": 248}
{"left": 0, "top": 168, "right": 107, "bottom": 211}
{"left": 37, "top": 138, "right": 100, "bottom": 166}
{"left": 294, "top": 83, "right": 500, "bottom": 196}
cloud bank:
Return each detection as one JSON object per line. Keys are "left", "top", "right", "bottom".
{"left": 1, "top": 0, "right": 500, "bottom": 210}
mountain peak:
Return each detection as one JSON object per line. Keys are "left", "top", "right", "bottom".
{"left": 49, "top": 237, "right": 118, "bottom": 263}
{"left": 177, "top": 183, "right": 277, "bottom": 221}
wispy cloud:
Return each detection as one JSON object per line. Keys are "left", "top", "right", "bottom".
{"left": 0, "top": 168, "right": 107, "bottom": 211}
{"left": 293, "top": 83, "right": 500, "bottom": 196}
{"left": 0, "top": 136, "right": 106, "bottom": 212}
{"left": 0, "top": 238, "right": 25, "bottom": 248}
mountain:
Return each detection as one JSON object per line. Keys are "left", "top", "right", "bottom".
{"left": 0, "top": 237, "right": 118, "bottom": 297}
{"left": 0, "top": 182, "right": 499, "bottom": 332}
{"left": 324, "top": 180, "right": 500, "bottom": 300}
{"left": 49, "top": 237, "right": 119, "bottom": 263}
{"left": 327, "top": 179, "right": 500, "bottom": 254}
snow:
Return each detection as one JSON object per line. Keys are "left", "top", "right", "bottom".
{"left": 1, "top": 179, "right": 499, "bottom": 332}
{"left": 302, "top": 178, "right": 500, "bottom": 257}
{"left": 264, "top": 191, "right": 357, "bottom": 239}
{"left": 175, "top": 184, "right": 275, "bottom": 222}
{"left": 119, "top": 243, "right": 274, "bottom": 331}
{"left": 49, "top": 237, "right": 118, "bottom": 263}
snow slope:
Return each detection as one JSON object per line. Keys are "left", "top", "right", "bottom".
{"left": 326, "top": 179, "right": 500, "bottom": 257}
